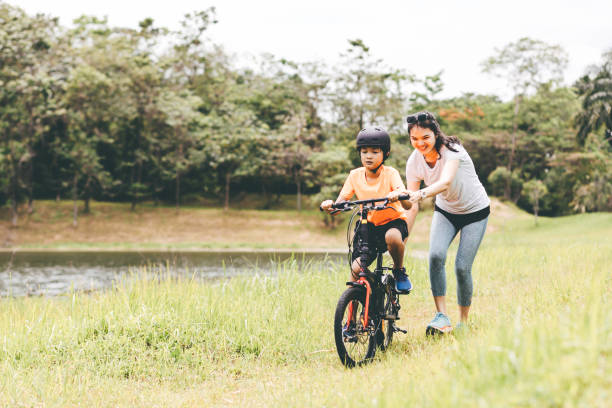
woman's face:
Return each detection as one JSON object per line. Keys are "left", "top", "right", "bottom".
{"left": 410, "top": 126, "right": 436, "bottom": 156}
{"left": 359, "top": 146, "right": 384, "bottom": 171}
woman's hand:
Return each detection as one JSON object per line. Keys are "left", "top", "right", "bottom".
{"left": 386, "top": 190, "right": 406, "bottom": 202}
{"left": 407, "top": 190, "right": 421, "bottom": 205}
{"left": 320, "top": 199, "right": 334, "bottom": 213}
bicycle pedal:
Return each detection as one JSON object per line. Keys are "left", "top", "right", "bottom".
{"left": 383, "top": 314, "right": 398, "bottom": 320}
{"left": 393, "top": 326, "right": 407, "bottom": 334}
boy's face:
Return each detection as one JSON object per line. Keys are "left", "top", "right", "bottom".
{"left": 360, "top": 146, "right": 384, "bottom": 171}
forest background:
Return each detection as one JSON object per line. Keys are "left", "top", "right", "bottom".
{"left": 1, "top": 2, "right": 611, "bottom": 229}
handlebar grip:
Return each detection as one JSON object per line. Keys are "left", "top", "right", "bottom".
{"left": 398, "top": 194, "right": 411, "bottom": 201}
{"left": 320, "top": 201, "right": 347, "bottom": 213}
{"left": 331, "top": 201, "right": 348, "bottom": 210}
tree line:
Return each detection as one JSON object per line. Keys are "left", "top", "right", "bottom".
{"left": 1, "top": 3, "right": 611, "bottom": 227}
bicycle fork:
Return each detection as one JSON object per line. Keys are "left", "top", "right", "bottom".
{"left": 346, "top": 276, "right": 373, "bottom": 329}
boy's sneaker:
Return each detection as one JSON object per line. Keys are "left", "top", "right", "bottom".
{"left": 393, "top": 267, "right": 412, "bottom": 294}
{"left": 426, "top": 312, "right": 452, "bottom": 335}
{"left": 342, "top": 321, "right": 357, "bottom": 342}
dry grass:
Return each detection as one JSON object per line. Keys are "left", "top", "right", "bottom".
{"left": 0, "top": 201, "right": 342, "bottom": 250}
{"left": 0, "top": 197, "right": 523, "bottom": 250}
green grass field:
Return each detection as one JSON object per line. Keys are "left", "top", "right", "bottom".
{"left": 0, "top": 210, "right": 610, "bottom": 407}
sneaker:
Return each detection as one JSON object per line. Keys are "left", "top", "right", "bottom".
{"left": 392, "top": 267, "right": 412, "bottom": 294}
{"left": 426, "top": 312, "right": 452, "bottom": 335}
{"left": 342, "top": 321, "right": 357, "bottom": 342}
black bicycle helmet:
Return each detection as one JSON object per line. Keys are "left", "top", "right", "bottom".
{"left": 356, "top": 127, "right": 391, "bottom": 158}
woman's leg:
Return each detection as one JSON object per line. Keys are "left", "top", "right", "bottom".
{"left": 429, "top": 211, "right": 458, "bottom": 314}
{"left": 455, "top": 217, "right": 488, "bottom": 322}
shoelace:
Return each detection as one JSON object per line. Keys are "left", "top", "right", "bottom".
{"left": 394, "top": 268, "right": 408, "bottom": 280}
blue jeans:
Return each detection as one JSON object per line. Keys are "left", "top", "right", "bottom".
{"left": 428, "top": 211, "right": 488, "bottom": 307}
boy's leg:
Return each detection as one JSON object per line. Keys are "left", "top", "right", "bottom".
{"left": 384, "top": 227, "right": 405, "bottom": 269}
{"left": 350, "top": 258, "right": 361, "bottom": 281}
{"left": 350, "top": 222, "right": 376, "bottom": 281}
{"left": 383, "top": 223, "right": 411, "bottom": 293}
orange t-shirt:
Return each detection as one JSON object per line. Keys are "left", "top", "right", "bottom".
{"left": 338, "top": 166, "right": 409, "bottom": 226}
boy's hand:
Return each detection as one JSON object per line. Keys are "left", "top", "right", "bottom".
{"left": 320, "top": 199, "right": 334, "bottom": 213}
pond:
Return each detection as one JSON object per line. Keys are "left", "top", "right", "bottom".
{"left": 0, "top": 250, "right": 347, "bottom": 297}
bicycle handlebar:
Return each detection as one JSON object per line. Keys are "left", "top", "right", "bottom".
{"left": 319, "top": 194, "right": 411, "bottom": 214}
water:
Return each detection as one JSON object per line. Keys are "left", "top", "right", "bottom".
{"left": 0, "top": 250, "right": 346, "bottom": 297}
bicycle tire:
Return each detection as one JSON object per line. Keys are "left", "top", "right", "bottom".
{"left": 377, "top": 289, "right": 395, "bottom": 351}
{"left": 346, "top": 208, "right": 360, "bottom": 268}
{"left": 334, "top": 286, "right": 377, "bottom": 367}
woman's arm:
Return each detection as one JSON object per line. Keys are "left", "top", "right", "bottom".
{"left": 411, "top": 159, "right": 459, "bottom": 202}
{"left": 403, "top": 180, "right": 421, "bottom": 233}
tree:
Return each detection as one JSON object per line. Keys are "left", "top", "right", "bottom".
{"left": 208, "top": 104, "right": 263, "bottom": 211}
{"left": 568, "top": 134, "right": 612, "bottom": 213}
{"left": 482, "top": 37, "right": 568, "bottom": 199}
{"left": 522, "top": 179, "right": 548, "bottom": 225}
{"left": 330, "top": 39, "right": 411, "bottom": 145}
{"left": 487, "top": 166, "right": 522, "bottom": 199}
{"left": 309, "top": 147, "right": 352, "bottom": 228}
{"left": 60, "top": 64, "right": 115, "bottom": 226}
{"left": 0, "top": 3, "right": 64, "bottom": 225}
{"left": 408, "top": 71, "right": 444, "bottom": 112}
{"left": 156, "top": 89, "right": 206, "bottom": 211}
{"left": 574, "top": 49, "right": 612, "bottom": 146}
{"left": 252, "top": 57, "right": 326, "bottom": 211}
{"left": 116, "top": 18, "right": 168, "bottom": 210}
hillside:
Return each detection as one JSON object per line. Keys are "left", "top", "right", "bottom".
{"left": 1, "top": 197, "right": 529, "bottom": 251}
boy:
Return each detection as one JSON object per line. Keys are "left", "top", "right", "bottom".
{"left": 320, "top": 127, "right": 413, "bottom": 294}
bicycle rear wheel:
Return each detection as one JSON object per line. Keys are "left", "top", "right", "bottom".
{"left": 334, "top": 286, "right": 377, "bottom": 367}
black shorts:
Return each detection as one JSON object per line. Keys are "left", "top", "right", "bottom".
{"left": 434, "top": 205, "right": 490, "bottom": 231}
{"left": 351, "top": 219, "right": 409, "bottom": 266}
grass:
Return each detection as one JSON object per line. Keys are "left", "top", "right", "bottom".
{"left": 0, "top": 199, "right": 350, "bottom": 250}
{"left": 1, "top": 196, "right": 520, "bottom": 251}
{"left": 0, "top": 209, "right": 610, "bottom": 406}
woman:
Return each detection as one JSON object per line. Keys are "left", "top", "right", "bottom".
{"left": 390, "top": 111, "right": 490, "bottom": 334}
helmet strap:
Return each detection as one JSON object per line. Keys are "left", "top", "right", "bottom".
{"left": 363, "top": 150, "right": 388, "bottom": 174}
{"left": 369, "top": 161, "right": 384, "bottom": 174}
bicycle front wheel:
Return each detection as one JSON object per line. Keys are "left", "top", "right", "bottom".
{"left": 377, "top": 288, "right": 396, "bottom": 351}
{"left": 334, "top": 286, "right": 377, "bottom": 367}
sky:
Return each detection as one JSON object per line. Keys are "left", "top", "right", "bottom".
{"left": 9, "top": 0, "right": 612, "bottom": 100}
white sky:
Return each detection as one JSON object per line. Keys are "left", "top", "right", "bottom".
{"left": 9, "top": 0, "right": 612, "bottom": 100}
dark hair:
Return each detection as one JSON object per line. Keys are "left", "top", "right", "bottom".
{"left": 406, "top": 111, "right": 460, "bottom": 154}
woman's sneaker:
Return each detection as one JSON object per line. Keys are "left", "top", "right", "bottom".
{"left": 426, "top": 312, "right": 452, "bottom": 335}
{"left": 393, "top": 267, "right": 412, "bottom": 294}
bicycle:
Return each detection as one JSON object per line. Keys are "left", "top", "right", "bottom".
{"left": 323, "top": 195, "right": 410, "bottom": 367}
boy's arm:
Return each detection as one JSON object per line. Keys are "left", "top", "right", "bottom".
{"left": 321, "top": 173, "right": 353, "bottom": 213}
{"left": 387, "top": 168, "right": 412, "bottom": 210}
{"left": 336, "top": 172, "right": 354, "bottom": 203}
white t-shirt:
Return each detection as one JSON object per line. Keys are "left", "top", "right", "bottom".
{"left": 405, "top": 144, "right": 490, "bottom": 214}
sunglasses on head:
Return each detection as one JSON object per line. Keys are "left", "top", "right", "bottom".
{"left": 406, "top": 112, "right": 434, "bottom": 124}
